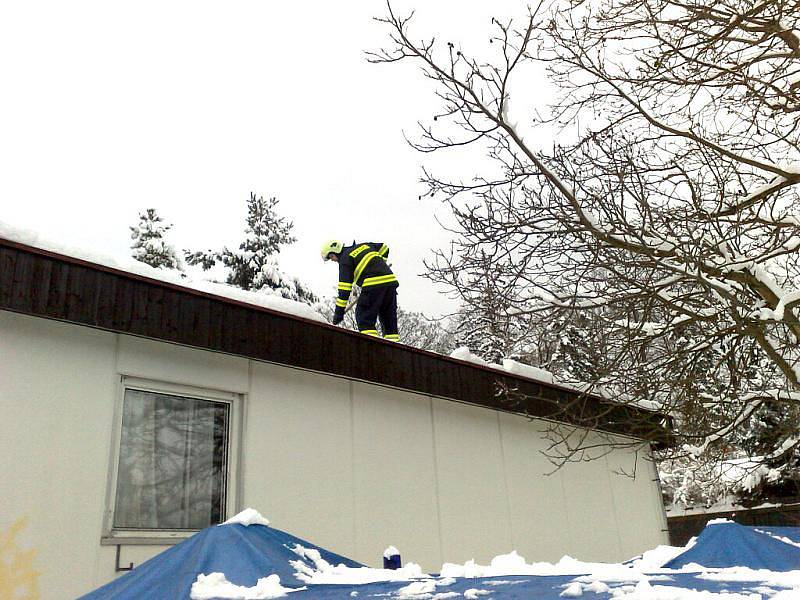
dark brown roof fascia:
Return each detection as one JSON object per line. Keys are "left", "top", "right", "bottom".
{"left": 0, "top": 237, "right": 673, "bottom": 445}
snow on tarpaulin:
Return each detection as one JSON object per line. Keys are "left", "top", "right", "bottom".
{"left": 79, "top": 513, "right": 800, "bottom": 599}
{"left": 663, "top": 520, "right": 800, "bottom": 571}
{"left": 79, "top": 510, "right": 363, "bottom": 600}
{"left": 757, "top": 526, "right": 800, "bottom": 546}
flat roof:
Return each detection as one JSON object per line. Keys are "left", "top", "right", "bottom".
{"left": 0, "top": 236, "right": 672, "bottom": 445}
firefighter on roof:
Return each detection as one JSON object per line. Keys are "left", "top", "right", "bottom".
{"left": 321, "top": 239, "right": 399, "bottom": 341}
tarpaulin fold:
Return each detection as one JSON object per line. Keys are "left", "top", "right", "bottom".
{"left": 664, "top": 520, "right": 800, "bottom": 571}
{"left": 80, "top": 523, "right": 363, "bottom": 600}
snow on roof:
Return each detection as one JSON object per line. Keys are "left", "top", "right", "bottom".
{"left": 450, "top": 349, "right": 663, "bottom": 413}
{"left": 1, "top": 220, "right": 667, "bottom": 418}
{"left": 0, "top": 220, "right": 325, "bottom": 323}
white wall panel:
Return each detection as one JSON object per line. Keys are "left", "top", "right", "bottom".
{"left": 0, "top": 311, "right": 117, "bottom": 599}
{"left": 245, "top": 361, "right": 356, "bottom": 559}
{"left": 116, "top": 334, "right": 250, "bottom": 393}
{"left": 558, "top": 436, "right": 625, "bottom": 561}
{"left": 604, "top": 445, "right": 670, "bottom": 559}
{"left": 498, "top": 413, "right": 572, "bottom": 562}
{"left": 431, "top": 398, "right": 514, "bottom": 564}
{"left": 350, "top": 382, "right": 441, "bottom": 568}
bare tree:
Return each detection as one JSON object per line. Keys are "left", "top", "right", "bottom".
{"left": 398, "top": 307, "right": 459, "bottom": 354}
{"left": 370, "top": 0, "right": 800, "bottom": 481}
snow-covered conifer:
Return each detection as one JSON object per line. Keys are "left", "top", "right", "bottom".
{"left": 130, "top": 208, "right": 182, "bottom": 270}
{"left": 185, "top": 193, "right": 318, "bottom": 304}
{"left": 545, "top": 313, "right": 604, "bottom": 383}
{"left": 446, "top": 256, "right": 531, "bottom": 364}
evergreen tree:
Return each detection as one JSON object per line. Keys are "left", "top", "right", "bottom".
{"left": 185, "top": 193, "right": 318, "bottom": 304}
{"left": 545, "top": 312, "right": 604, "bottom": 383}
{"left": 449, "top": 254, "right": 527, "bottom": 364}
{"left": 130, "top": 208, "right": 182, "bottom": 270}
{"left": 455, "top": 306, "right": 510, "bottom": 364}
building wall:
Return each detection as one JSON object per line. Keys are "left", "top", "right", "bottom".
{"left": 0, "top": 310, "right": 668, "bottom": 599}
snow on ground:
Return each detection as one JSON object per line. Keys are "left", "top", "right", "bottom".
{"left": 0, "top": 220, "right": 325, "bottom": 323}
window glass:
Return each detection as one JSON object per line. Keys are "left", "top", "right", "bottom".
{"left": 113, "top": 389, "right": 229, "bottom": 530}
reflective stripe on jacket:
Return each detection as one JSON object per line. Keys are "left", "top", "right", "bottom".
{"left": 333, "top": 242, "right": 396, "bottom": 319}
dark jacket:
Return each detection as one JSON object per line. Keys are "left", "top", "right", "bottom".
{"left": 333, "top": 242, "right": 397, "bottom": 321}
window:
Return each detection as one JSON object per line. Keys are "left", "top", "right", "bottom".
{"left": 107, "top": 379, "right": 238, "bottom": 540}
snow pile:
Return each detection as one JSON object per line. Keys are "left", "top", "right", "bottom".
{"left": 0, "top": 220, "right": 325, "bottom": 323}
{"left": 502, "top": 359, "right": 555, "bottom": 384}
{"left": 290, "top": 544, "right": 426, "bottom": 585}
{"left": 439, "top": 551, "right": 653, "bottom": 580}
{"left": 451, "top": 348, "right": 662, "bottom": 413}
{"left": 449, "top": 347, "right": 490, "bottom": 366}
{"left": 384, "top": 545, "right": 401, "bottom": 559}
{"left": 593, "top": 578, "right": 758, "bottom": 599}
{"left": 221, "top": 508, "right": 270, "bottom": 527}
{"left": 556, "top": 561, "right": 800, "bottom": 598}
{"left": 190, "top": 573, "right": 297, "bottom": 599}
{"left": 627, "top": 542, "right": 697, "bottom": 572}
{"left": 562, "top": 565, "right": 800, "bottom": 598}
{"left": 395, "top": 578, "right": 461, "bottom": 599}
{"left": 697, "top": 566, "right": 800, "bottom": 588}
{"left": 662, "top": 567, "right": 800, "bottom": 600}
{"left": 395, "top": 579, "right": 437, "bottom": 598}
{"left": 559, "top": 581, "right": 584, "bottom": 597}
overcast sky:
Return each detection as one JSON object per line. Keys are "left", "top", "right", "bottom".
{"left": 0, "top": 1, "right": 535, "bottom": 316}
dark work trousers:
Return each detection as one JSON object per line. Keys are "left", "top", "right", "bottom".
{"left": 356, "top": 284, "right": 399, "bottom": 339}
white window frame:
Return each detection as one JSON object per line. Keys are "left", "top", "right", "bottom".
{"left": 102, "top": 375, "right": 242, "bottom": 545}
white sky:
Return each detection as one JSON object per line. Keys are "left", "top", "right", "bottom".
{"left": 0, "top": 0, "right": 536, "bottom": 317}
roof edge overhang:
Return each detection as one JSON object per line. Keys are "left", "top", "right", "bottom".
{"left": 0, "top": 237, "right": 674, "bottom": 446}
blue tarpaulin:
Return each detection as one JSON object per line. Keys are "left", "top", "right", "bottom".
{"left": 81, "top": 520, "right": 800, "bottom": 599}
{"left": 79, "top": 523, "right": 363, "bottom": 600}
{"left": 663, "top": 520, "right": 800, "bottom": 571}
